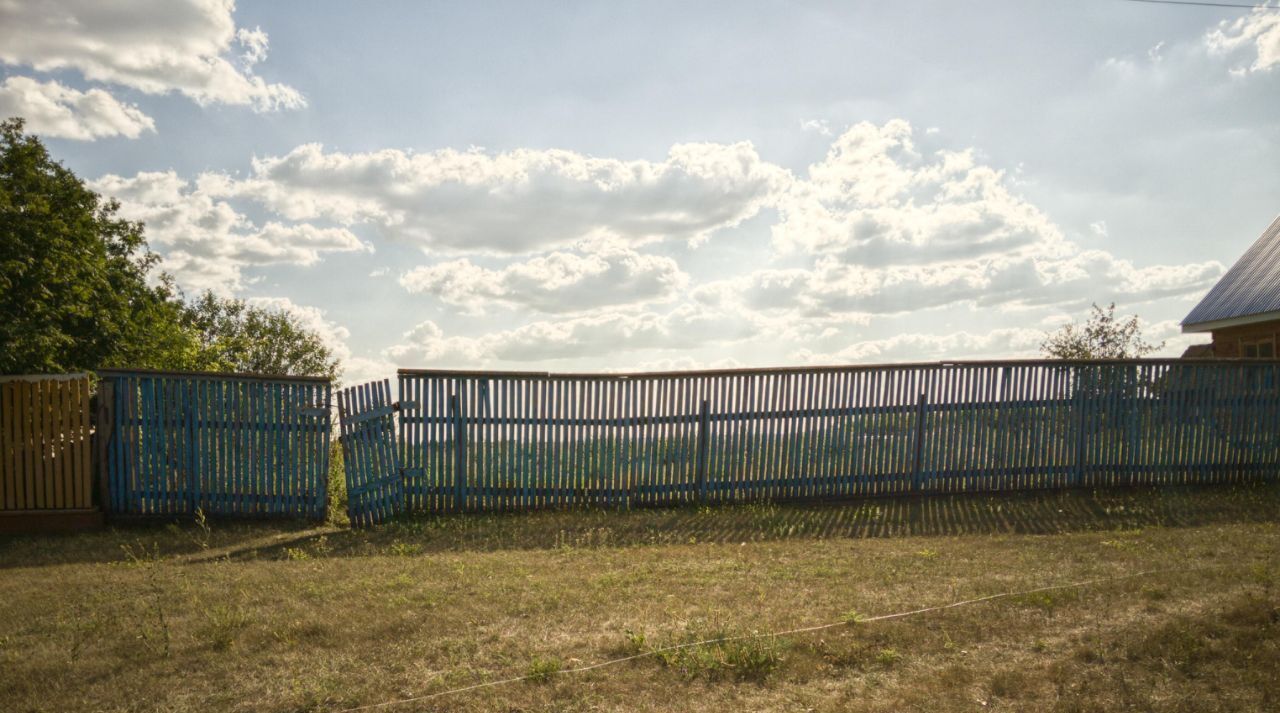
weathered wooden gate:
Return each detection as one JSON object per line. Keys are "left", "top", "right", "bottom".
{"left": 1, "top": 374, "right": 95, "bottom": 518}
{"left": 336, "top": 379, "right": 405, "bottom": 526}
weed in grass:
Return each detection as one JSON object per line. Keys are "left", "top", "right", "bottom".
{"left": 192, "top": 508, "right": 212, "bottom": 549}
{"left": 326, "top": 443, "right": 349, "bottom": 526}
{"left": 198, "top": 604, "right": 250, "bottom": 651}
{"left": 841, "top": 609, "right": 864, "bottom": 625}
{"left": 1249, "top": 563, "right": 1274, "bottom": 591}
{"left": 117, "top": 542, "right": 174, "bottom": 658}
{"left": 621, "top": 628, "right": 647, "bottom": 655}
{"left": 312, "top": 535, "right": 331, "bottom": 557}
{"left": 1011, "top": 588, "right": 1079, "bottom": 611}
{"left": 131, "top": 587, "right": 172, "bottom": 658}
{"left": 388, "top": 541, "right": 422, "bottom": 557}
{"left": 916, "top": 548, "right": 939, "bottom": 559}
{"left": 119, "top": 539, "right": 162, "bottom": 567}
{"left": 283, "top": 547, "right": 310, "bottom": 561}
{"left": 647, "top": 623, "right": 786, "bottom": 681}
{"left": 723, "top": 636, "right": 786, "bottom": 681}
{"left": 527, "top": 655, "right": 562, "bottom": 683}
{"left": 57, "top": 602, "right": 102, "bottom": 663}
{"left": 875, "top": 648, "right": 902, "bottom": 667}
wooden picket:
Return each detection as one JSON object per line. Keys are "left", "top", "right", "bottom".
{"left": 336, "top": 379, "right": 405, "bottom": 526}
{"left": 396, "top": 360, "right": 1280, "bottom": 514}
{"left": 0, "top": 374, "right": 93, "bottom": 512}
{"left": 99, "top": 369, "right": 332, "bottom": 519}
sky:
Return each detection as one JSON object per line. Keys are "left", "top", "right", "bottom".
{"left": 1, "top": 0, "right": 1278, "bottom": 383}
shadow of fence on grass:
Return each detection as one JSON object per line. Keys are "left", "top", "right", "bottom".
{"left": 2, "top": 482, "right": 1275, "bottom": 569}
{"left": 237, "top": 482, "right": 1280, "bottom": 561}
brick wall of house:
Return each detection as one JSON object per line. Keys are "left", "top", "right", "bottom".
{"left": 1208, "top": 319, "right": 1280, "bottom": 357}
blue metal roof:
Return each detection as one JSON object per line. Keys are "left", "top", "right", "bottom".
{"left": 1182, "top": 214, "right": 1280, "bottom": 329}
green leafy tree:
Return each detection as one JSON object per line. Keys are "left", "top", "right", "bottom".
{"left": 1041, "top": 303, "right": 1164, "bottom": 360}
{"left": 184, "top": 292, "right": 340, "bottom": 379}
{"left": 0, "top": 117, "right": 197, "bottom": 373}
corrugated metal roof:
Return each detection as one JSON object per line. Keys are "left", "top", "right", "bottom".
{"left": 1182, "top": 214, "right": 1280, "bottom": 329}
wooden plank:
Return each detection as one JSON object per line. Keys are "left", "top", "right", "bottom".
{"left": 450, "top": 393, "right": 465, "bottom": 511}
{"left": 696, "top": 398, "right": 710, "bottom": 503}
{"left": 69, "top": 377, "right": 81, "bottom": 508}
{"left": 37, "top": 378, "right": 50, "bottom": 509}
{"left": 2, "top": 383, "right": 9, "bottom": 509}
{"left": 2, "top": 383, "right": 13, "bottom": 510}
{"left": 53, "top": 378, "right": 67, "bottom": 509}
{"left": 21, "top": 380, "right": 35, "bottom": 509}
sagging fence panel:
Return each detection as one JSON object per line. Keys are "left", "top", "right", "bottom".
{"left": 397, "top": 361, "right": 1280, "bottom": 513}
{"left": 99, "top": 369, "right": 332, "bottom": 519}
{"left": 0, "top": 374, "right": 93, "bottom": 512}
{"left": 336, "top": 379, "right": 404, "bottom": 527}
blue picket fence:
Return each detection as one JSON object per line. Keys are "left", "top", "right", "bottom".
{"left": 336, "top": 379, "right": 404, "bottom": 527}
{"left": 100, "top": 369, "right": 332, "bottom": 519}
{"left": 392, "top": 360, "right": 1280, "bottom": 514}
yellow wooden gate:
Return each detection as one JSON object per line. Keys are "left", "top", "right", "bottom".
{"left": 0, "top": 374, "right": 94, "bottom": 512}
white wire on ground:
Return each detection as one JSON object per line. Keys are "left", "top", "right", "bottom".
{"left": 336, "top": 566, "right": 1199, "bottom": 712}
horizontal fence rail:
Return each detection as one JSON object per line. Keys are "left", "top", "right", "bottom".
{"left": 100, "top": 369, "right": 332, "bottom": 519}
{"left": 0, "top": 374, "right": 93, "bottom": 512}
{"left": 397, "top": 361, "right": 1280, "bottom": 513}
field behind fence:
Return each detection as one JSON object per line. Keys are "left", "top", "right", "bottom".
{"left": 386, "top": 360, "right": 1280, "bottom": 517}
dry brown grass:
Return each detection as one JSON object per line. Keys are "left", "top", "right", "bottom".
{"left": 1, "top": 484, "right": 1277, "bottom": 712}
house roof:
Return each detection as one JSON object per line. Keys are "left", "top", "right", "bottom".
{"left": 1182, "top": 214, "right": 1280, "bottom": 333}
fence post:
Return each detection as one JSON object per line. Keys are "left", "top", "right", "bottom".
{"left": 94, "top": 379, "right": 114, "bottom": 515}
{"left": 912, "top": 391, "right": 927, "bottom": 492}
{"left": 696, "top": 398, "right": 710, "bottom": 504}
{"left": 449, "top": 394, "right": 466, "bottom": 512}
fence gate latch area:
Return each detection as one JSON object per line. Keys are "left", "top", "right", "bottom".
{"left": 337, "top": 379, "right": 406, "bottom": 526}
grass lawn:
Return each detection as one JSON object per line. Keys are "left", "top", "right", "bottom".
{"left": 1, "top": 484, "right": 1278, "bottom": 712}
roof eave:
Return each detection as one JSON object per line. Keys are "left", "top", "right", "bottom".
{"left": 1181, "top": 309, "right": 1280, "bottom": 334}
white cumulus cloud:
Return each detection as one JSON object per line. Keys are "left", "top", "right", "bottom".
{"left": 0, "top": 76, "right": 155, "bottom": 140}
{"left": 1206, "top": 6, "right": 1280, "bottom": 74}
{"left": 385, "top": 305, "right": 768, "bottom": 367}
{"left": 689, "top": 121, "right": 1224, "bottom": 323}
{"left": 399, "top": 237, "right": 688, "bottom": 314}
{"left": 696, "top": 252, "right": 1222, "bottom": 317}
{"left": 206, "top": 140, "right": 788, "bottom": 253}
{"left": 795, "top": 327, "right": 1046, "bottom": 364}
{"left": 90, "top": 171, "right": 368, "bottom": 292}
{"left": 0, "top": 0, "right": 304, "bottom": 111}
{"left": 773, "top": 119, "right": 1066, "bottom": 266}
